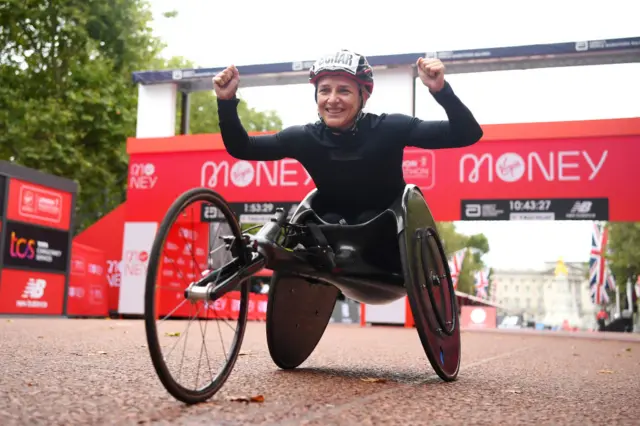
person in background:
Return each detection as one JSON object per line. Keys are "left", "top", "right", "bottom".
{"left": 596, "top": 306, "right": 609, "bottom": 331}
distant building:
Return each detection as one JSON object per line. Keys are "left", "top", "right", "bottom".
{"left": 490, "top": 259, "right": 597, "bottom": 329}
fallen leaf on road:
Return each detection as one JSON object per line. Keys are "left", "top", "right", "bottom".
{"left": 229, "top": 395, "right": 265, "bottom": 403}
{"left": 6, "top": 319, "right": 13, "bottom": 323}
{"left": 165, "top": 332, "right": 181, "bottom": 337}
{"left": 598, "top": 369, "right": 615, "bottom": 374}
{"left": 360, "top": 377, "right": 387, "bottom": 383}
{"left": 572, "top": 353, "right": 580, "bottom": 356}
{"left": 624, "top": 347, "right": 631, "bottom": 352}
{"left": 504, "top": 389, "right": 522, "bottom": 394}
{"left": 97, "top": 351, "right": 107, "bottom": 355}
{"left": 37, "top": 336, "right": 44, "bottom": 339}
{"left": 239, "top": 351, "right": 253, "bottom": 356}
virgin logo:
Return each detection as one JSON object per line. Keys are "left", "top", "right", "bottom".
{"left": 129, "top": 163, "right": 157, "bottom": 190}
{"left": 495, "top": 153, "right": 525, "bottom": 182}
{"left": 230, "top": 162, "right": 255, "bottom": 187}
{"left": 23, "top": 191, "right": 34, "bottom": 206}
{"left": 123, "top": 250, "right": 149, "bottom": 277}
{"left": 459, "top": 150, "right": 608, "bottom": 183}
{"left": 200, "top": 159, "right": 313, "bottom": 189}
{"left": 470, "top": 308, "right": 487, "bottom": 324}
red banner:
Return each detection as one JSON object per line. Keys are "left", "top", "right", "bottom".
{"left": 6, "top": 178, "right": 73, "bottom": 231}
{"left": 73, "top": 204, "right": 126, "bottom": 314}
{"left": 125, "top": 134, "right": 640, "bottom": 222}
{"left": 155, "top": 213, "right": 210, "bottom": 318}
{"left": 67, "top": 242, "right": 109, "bottom": 317}
{"left": 0, "top": 269, "right": 66, "bottom": 315}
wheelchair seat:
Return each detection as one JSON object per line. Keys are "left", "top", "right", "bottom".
{"left": 295, "top": 208, "right": 404, "bottom": 279}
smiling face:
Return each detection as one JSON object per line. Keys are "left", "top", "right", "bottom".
{"left": 316, "top": 75, "right": 368, "bottom": 130}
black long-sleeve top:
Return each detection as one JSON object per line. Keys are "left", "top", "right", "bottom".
{"left": 217, "top": 81, "right": 483, "bottom": 222}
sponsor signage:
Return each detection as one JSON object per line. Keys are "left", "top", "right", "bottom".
{"left": 460, "top": 306, "right": 497, "bottom": 329}
{"left": 66, "top": 242, "right": 109, "bottom": 317}
{"left": 2, "top": 220, "right": 69, "bottom": 272}
{"left": 0, "top": 269, "right": 66, "bottom": 315}
{"left": 6, "top": 178, "right": 72, "bottom": 231}
{"left": 461, "top": 198, "right": 609, "bottom": 221}
{"left": 125, "top": 133, "right": 640, "bottom": 223}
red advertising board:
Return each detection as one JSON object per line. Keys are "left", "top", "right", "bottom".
{"left": 125, "top": 118, "right": 640, "bottom": 222}
{"left": 460, "top": 305, "right": 497, "bottom": 329}
{"left": 6, "top": 178, "right": 73, "bottom": 231}
{"left": 0, "top": 269, "right": 66, "bottom": 315}
{"left": 154, "top": 212, "right": 210, "bottom": 318}
{"left": 72, "top": 204, "right": 126, "bottom": 314}
{"left": 67, "top": 242, "right": 109, "bottom": 317}
{"left": 0, "top": 161, "right": 78, "bottom": 317}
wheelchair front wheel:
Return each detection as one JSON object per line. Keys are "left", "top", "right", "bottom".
{"left": 144, "top": 187, "right": 251, "bottom": 404}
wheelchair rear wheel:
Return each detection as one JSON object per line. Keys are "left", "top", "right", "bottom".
{"left": 406, "top": 226, "right": 461, "bottom": 381}
{"left": 400, "top": 186, "right": 461, "bottom": 382}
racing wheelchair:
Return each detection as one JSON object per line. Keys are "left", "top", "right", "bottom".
{"left": 144, "top": 184, "right": 460, "bottom": 404}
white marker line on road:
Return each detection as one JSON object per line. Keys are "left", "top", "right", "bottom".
{"left": 269, "top": 346, "right": 533, "bottom": 426}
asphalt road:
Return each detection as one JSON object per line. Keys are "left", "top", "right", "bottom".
{"left": 1, "top": 318, "right": 639, "bottom": 425}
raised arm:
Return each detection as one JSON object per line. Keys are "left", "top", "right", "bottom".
{"left": 406, "top": 80, "right": 483, "bottom": 149}
{"left": 405, "top": 58, "right": 483, "bottom": 149}
{"left": 213, "top": 65, "right": 296, "bottom": 161}
{"left": 217, "top": 97, "right": 294, "bottom": 161}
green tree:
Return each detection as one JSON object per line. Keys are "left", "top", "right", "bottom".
{"left": 606, "top": 222, "right": 640, "bottom": 304}
{"left": 0, "top": 0, "right": 164, "bottom": 234}
{"left": 154, "top": 56, "right": 283, "bottom": 135}
{"left": 436, "top": 222, "right": 491, "bottom": 296}
{"left": 0, "top": 2, "right": 283, "bottom": 235}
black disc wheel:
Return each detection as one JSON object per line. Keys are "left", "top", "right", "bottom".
{"left": 144, "top": 187, "right": 250, "bottom": 404}
{"left": 405, "top": 226, "right": 461, "bottom": 381}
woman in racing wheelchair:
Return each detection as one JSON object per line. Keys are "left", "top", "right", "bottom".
{"left": 213, "top": 49, "right": 483, "bottom": 227}
{"left": 144, "top": 51, "right": 484, "bottom": 405}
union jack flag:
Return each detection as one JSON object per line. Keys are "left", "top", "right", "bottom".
{"left": 448, "top": 249, "right": 466, "bottom": 290}
{"left": 474, "top": 268, "right": 490, "bottom": 299}
{"left": 589, "top": 222, "right": 615, "bottom": 305}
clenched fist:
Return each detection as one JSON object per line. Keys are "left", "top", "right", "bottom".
{"left": 213, "top": 65, "right": 240, "bottom": 100}
{"left": 417, "top": 58, "right": 446, "bottom": 93}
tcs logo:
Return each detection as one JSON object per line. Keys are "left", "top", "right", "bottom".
{"left": 9, "top": 232, "right": 35, "bottom": 259}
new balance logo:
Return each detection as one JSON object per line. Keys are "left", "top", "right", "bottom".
{"left": 570, "top": 201, "right": 592, "bottom": 214}
{"left": 22, "top": 278, "right": 46, "bottom": 299}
